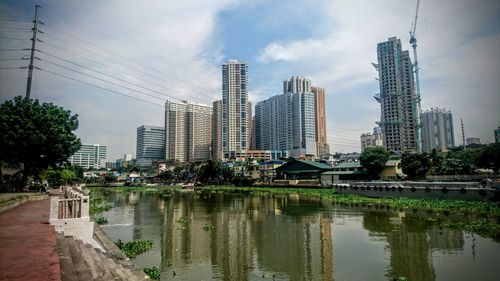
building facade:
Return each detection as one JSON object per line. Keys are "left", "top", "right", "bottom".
{"left": 136, "top": 125, "right": 165, "bottom": 167}
{"left": 311, "top": 86, "right": 330, "bottom": 156}
{"left": 165, "top": 100, "right": 212, "bottom": 162}
{"left": 360, "top": 127, "right": 384, "bottom": 151}
{"left": 212, "top": 100, "right": 223, "bottom": 160}
{"left": 495, "top": 127, "right": 500, "bottom": 143}
{"left": 375, "top": 37, "right": 418, "bottom": 154}
{"left": 420, "top": 108, "right": 455, "bottom": 152}
{"left": 255, "top": 91, "right": 316, "bottom": 157}
{"left": 69, "top": 144, "right": 107, "bottom": 169}
{"left": 283, "top": 76, "right": 311, "bottom": 94}
{"left": 222, "top": 60, "right": 250, "bottom": 159}
{"left": 466, "top": 137, "right": 481, "bottom": 145}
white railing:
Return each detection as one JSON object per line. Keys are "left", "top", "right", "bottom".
{"left": 50, "top": 185, "right": 89, "bottom": 222}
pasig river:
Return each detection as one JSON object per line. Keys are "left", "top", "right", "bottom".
{"left": 99, "top": 189, "right": 500, "bottom": 281}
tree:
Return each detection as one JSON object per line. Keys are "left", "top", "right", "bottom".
{"left": 197, "top": 160, "right": 222, "bottom": 182}
{"left": 0, "top": 96, "right": 81, "bottom": 190}
{"left": 476, "top": 143, "right": 500, "bottom": 172}
{"left": 359, "top": 147, "right": 390, "bottom": 180}
{"left": 400, "top": 152, "right": 431, "bottom": 180}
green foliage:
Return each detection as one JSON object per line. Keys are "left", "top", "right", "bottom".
{"left": 104, "top": 172, "right": 117, "bottom": 183}
{"left": 476, "top": 143, "right": 500, "bottom": 172}
{"left": 0, "top": 96, "right": 81, "bottom": 190}
{"left": 197, "top": 160, "right": 223, "bottom": 182}
{"left": 115, "top": 239, "right": 153, "bottom": 259}
{"left": 95, "top": 216, "right": 108, "bottom": 225}
{"left": 401, "top": 152, "right": 432, "bottom": 180}
{"left": 157, "top": 169, "right": 174, "bottom": 181}
{"left": 39, "top": 165, "right": 84, "bottom": 187}
{"left": 89, "top": 196, "right": 113, "bottom": 215}
{"left": 143, "top": 266, "right": 160, "bottom": 280}
{"left": 203, "top": 223, "right": 216, "bottom": 232}
{"left": 442, "top": 219, "right": 500, "bottom": 239}
{"left": 232, "top": 176, "right": 255, "bottom": 186}
{"left": 359, "top": 147, "right": 390, "bottom": 179}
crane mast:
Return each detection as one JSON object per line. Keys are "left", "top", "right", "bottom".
{"left": 410, "top": 0, "right": 422, "bottom": 152}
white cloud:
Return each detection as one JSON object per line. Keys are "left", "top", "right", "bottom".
{"left": 256, "top": 0, "right": 500, "bottom": 152}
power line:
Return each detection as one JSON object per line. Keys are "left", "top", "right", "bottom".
{"left": 41, "top": 14, "right": 220, "bottom": 95}
{"left": 36, "top": 49, "right": 213, "bottom": 104}
{"left": 0, "top": 66, "right": 26, "bottom": 69}
{"left": 41, "top": 22, "right": 220, "bottom": 97}
{"left": 38, "top": 58, "right": 169, "bottom": 103}
{"left": 0, "top": 36, "right": 31, "bottom": 40}
{"left": 38, "top": 31, "right": 217, "bottom": 104}
{"left": 0, "top": 48, "right": 29, "bottom": 51}
{"left": 38, "top": 67, "right": 164, "bottom": 107}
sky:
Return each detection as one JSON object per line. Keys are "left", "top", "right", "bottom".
{"left": 0, "top": 0, "right": 499, "bottom": 160}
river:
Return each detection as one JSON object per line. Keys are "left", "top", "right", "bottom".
{"left": 99, "top": 190, "right": 500, "bottom": 281}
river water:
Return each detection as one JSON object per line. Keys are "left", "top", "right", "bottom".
{"left": 100, "top": 190, "right": 500, "bottom": 281}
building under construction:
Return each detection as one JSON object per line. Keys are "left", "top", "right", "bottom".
{"left": 374, "top": 37, "right": 418, "bottom": 154}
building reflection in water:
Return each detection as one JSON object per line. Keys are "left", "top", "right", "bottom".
{"left": 113, "top": 191, "right": 469, "bottom": 281}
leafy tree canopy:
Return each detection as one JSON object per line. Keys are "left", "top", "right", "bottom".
{"left": 0, "top": 96, "right": 81, "bottom": 189}
{"left": 400, "top": 152, "right": 432, "bottom": 180}
{"left": 359, "top": 147, "right": 390, "bottom": 179}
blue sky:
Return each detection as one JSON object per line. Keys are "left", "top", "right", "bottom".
{"left": 1, "top": 0, "right": 499, "bottom": 160}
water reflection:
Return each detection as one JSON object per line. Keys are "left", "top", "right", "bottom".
{"left": 100, "top": 191, "right": 500, "bottom": 281}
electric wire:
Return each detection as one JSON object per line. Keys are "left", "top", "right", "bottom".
{"left": 36, "top": 48, "right": 214, "bottom": 104}
{"left": 38, "top": 67, "right": 164, "bottom": 107}
{"left": 41, "top": 18, "right": 220, "bottom": 95}
{"left": 37, "top": 31, "right": 217, "bottom": 104}
{"left": 37, "top": 58, "right": 171, "bottom": 103}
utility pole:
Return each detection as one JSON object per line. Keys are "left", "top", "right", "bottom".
{"left": 461, "top": 118, "right": 466, "bottom": 152}
{"left": 26, "top": 4, "right": 40, "bottom": 99}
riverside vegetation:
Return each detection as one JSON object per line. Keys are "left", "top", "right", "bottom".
{"left": 89, "top": 185, "right": 500, "bottom": 239}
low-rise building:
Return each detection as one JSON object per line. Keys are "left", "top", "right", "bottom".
{"left": 258, "top": 160, "right": 284, "bottom": 181}
{"left": 379, "top": 160, "right": 404, "bottom": 180}
{"left": 360, "top": 127, "right": 384, "bottom": 151}
{"left": 275, "top": 159, "right": 333, "bottom": 180}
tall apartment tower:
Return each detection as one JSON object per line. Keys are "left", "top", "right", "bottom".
{"left": 222, "top": 60, "right": 250, "bottom": 159}
{"left": 165, "top": 100, "right": 212, "bottom": 162}
{"left": 420, "top": 108, "right": 455, "bottom": 152}
{"left": 69, "top": 144, "right": 107, "bottom": 169}
{"left": 311, "top": 86, "right": 330, "bottom": 156}
{"left": 136, "top": 125, "right": 165, "bottom": 166}
{"left": 212, "top": 100, "right": 223, "bottom": 160}
{"left": 283, "top": 76, "right": 311, "bottom": 93}
{"left": 255, "top": 92, "right": 316, "bottom": 157}
{"left": 376, "top": 37, "right": 418, "bottom": 154}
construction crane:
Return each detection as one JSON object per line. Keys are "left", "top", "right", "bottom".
{"left": 409, "top": 0, "right": 422, "bottom": 152}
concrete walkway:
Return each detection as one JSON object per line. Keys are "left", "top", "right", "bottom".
{"left": 0, "top": 197, "right": 61, "bottom": 281}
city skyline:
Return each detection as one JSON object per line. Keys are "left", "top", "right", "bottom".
{"left": 0, "top": 0, "right": 498, "bottom": 160}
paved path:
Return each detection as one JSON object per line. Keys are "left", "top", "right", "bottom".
{"left": 0, "top": 197, "right": 61, "bottom": 281}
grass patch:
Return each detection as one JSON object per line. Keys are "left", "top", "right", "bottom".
{"left": 95, "top": 216, "right": 108, "bottom": 225}
{"left": 115, "top": 239, "right": 153, "bottom": 259}
{"left": 143, "top": 266, "right": 160, "bottom": 280}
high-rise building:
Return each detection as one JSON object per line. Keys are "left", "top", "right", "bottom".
{"left": 165, "top": 100, "right": 212, "bottom": 162}
{"left": 466, "top": 137, "right": 481, "bottom": 145}
{"left": 136, "top": 125, "right": 165, "bottom": 166}
{"left": 495, "top": 127, "right": 500, "bottom": 143}
{"left": 69, "top": 144, "right": 107, "bottom": 169}
{"left": 255, "top": 92, "right": 316, "bottom": 157}
{"left": 360, "top": 127, "right": 384, "bottom": 151}
{"left": 283, "top": 76, "right": 311, "bottom": 94}
{"left": 222, "top": 60, "right": 250, "bottom": 159}
{"left": 375, "top": 37, "right": 418, "bottom": 154}
{"left": 311, "top": 86, "right": 330, "bottom": 156}
{"left": 420, "top": 108, "right": 455, "bottom": 152}
{"left": 212, "top": 100, "right": 223, "bottom": 160}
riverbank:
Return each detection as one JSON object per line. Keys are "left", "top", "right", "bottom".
{"left": 90, "top": 185, "right": 500, "bottom": 217}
